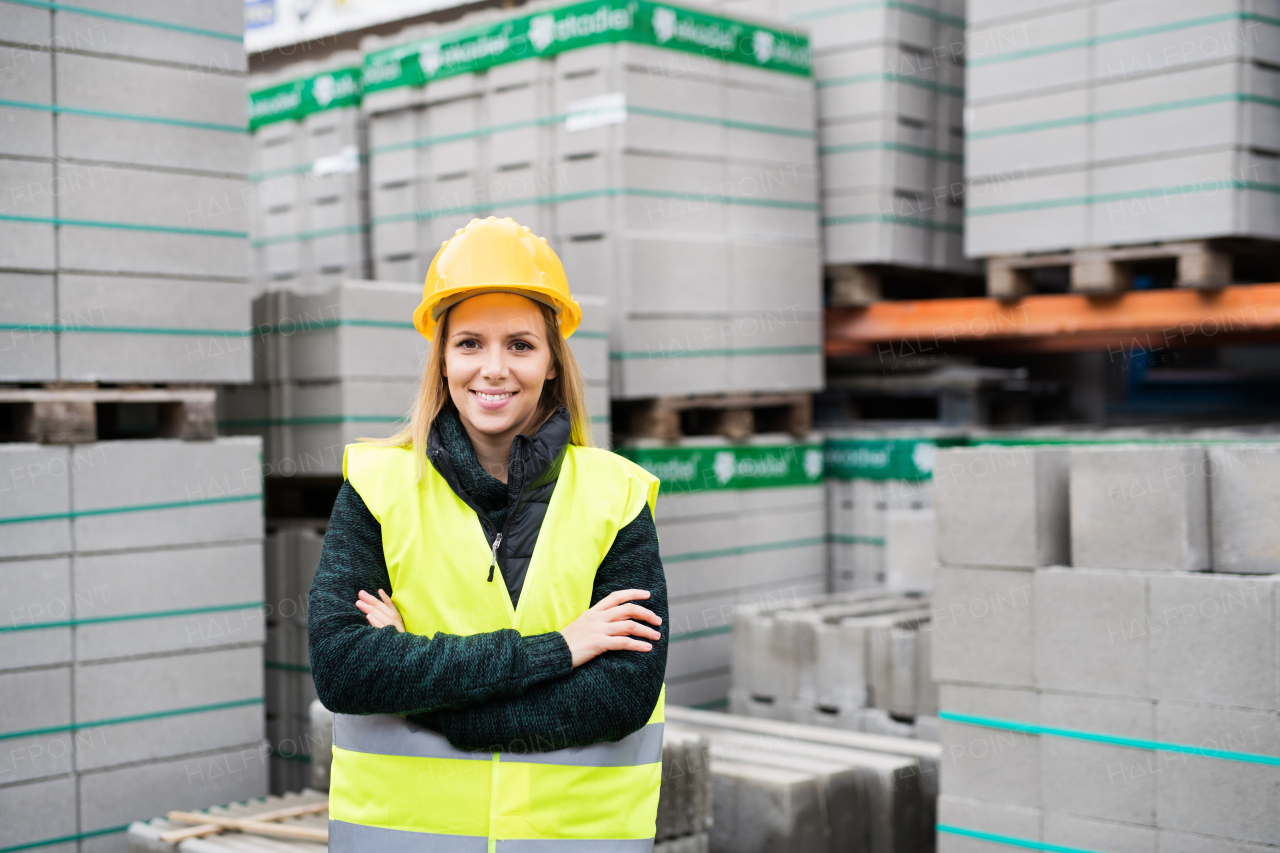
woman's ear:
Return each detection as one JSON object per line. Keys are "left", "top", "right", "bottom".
{"left": 547, "top": 363, "right": 558, "bottom": 380}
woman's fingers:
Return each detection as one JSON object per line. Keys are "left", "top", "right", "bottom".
{"left": 605, "top": 619, "right": 662, "bottom": 640}
{"left": 603, "top": 603, "right": 661, "bottom": 625}
{"left": 592, "top": 588, "right": 651, "bottom": 611}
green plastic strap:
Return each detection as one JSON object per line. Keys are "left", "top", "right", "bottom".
{"left": 669, "top": 624, "right": 733, "bottom": 642}
{"left": 1, "top": 601, "right": 263, "bottom": 633}
{"left": 249, "top": 66, "right": 363, "bottom": 130}
{"left": 220, "top": 415, "right": 404, "bottom": 428}
{"left": 620, "top": 443, "right": 824, "bottom": 493}
{"left": 1, "top": 0, "right": 242, "bottom": 41}
{"left": 0, "top": 492, "right": 261, "bottom": 526}
{"left": 969, "top": 92, "right": 1280, "bottom": 141}
{"left": 820, "top": 140, "right": 961, "bottom": 162}
{"left": 610, "top": 345, "right": 822, "bottom": 360}
{"left": 250, "top": 154, "right": 369, "bottom": 183}
{"left": 822, "top": 213, "right": 962, "bottom": 234}
{"left": 269, "top": 746, "right": 313, "bottom": 763}
{"left": 0, "top": 98, "right": 245, "bottom": 133}
{"left": 936, "top": 825, "right": 1101, "bottom": 853}
{"left": 830, "top": 534, "right": 886, "bottom": 546}
{"left": 665, "top": 535, "right": 827, "bottom": 563}
{"left": 0, "top": 825, "right": 130, "bottom": 853}
{"left": 0, "top": 213, "right": 246, "bottom": 238}
{"left": 0, "top": 322, "right": 252, "bottom": 337}
{"left": 372, "top": 185, "right": 818, "bottom": 228}
{"left": 968, "top": 11, "right": 1280, "bottom": 68}
{"left": 939, "top": 711, "right": 1280, "bottom": 767}
{"left": 362, "top": 0, "right": 811, "bottom": 94}
{"left": 789, "top": 0, "right": 963, "bottom": 27}
{"left": 266, "top": 661, "right": 312, "bottom": 673}
{"left": 0, "top": 697, "right": 264, "bottom": 742}
{"left": 816, "top": 71, "right": 962, "bottom": 97}
{"left": 968, "top": 179, "right": 1280, "bottom": 217}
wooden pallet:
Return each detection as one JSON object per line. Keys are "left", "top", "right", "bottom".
{"left": 0, "top": 385, "right": 216, "bottom": 444}
{"left": 623, "top": 392, "right": 813, "bottom": 442}
{"left": 987, "top": 240, "right": 1230, "bottom": 297}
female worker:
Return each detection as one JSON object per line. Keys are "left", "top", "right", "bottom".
{"left": 307, "top": 216, "right": 669, "bottom": 851}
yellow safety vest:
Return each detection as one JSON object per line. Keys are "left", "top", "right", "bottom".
{"left": 330, "top": 441, "right": 664, "bottom": 853}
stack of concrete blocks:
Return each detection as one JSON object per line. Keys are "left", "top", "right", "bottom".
{"left": 729, "top": 589, "right": 940, "bottom": 738}
{"left": 360, "top": 0, "right": 823, "bottom": 400}
{"left": 0, "top": 1, "right": 252, "bottom": 383}
{"left": 697, "top": 0, "right": 976, "bottom": 293}
{"left": 218, "top": 280, "right": 425, "bottom": 478}
{"left": 263, "top": 523, "right": 326, "bottom": 795}
{"left": 126, "top": 789, "right": 330, "bottom": 853}
{"left": 248, "top": 52, "right": 370, "bottom": 296}
{"left": 0, "top": 439, "right": 268, "bottom": 853}
{"left": 932, "top": 442, "right": 1280, "bottom": 851}
{"left": 620, "top": 436, "right": 828, "bottom": 708}
{"left": 964, "top": 0, "right": 1280, "bottom": 265}
{"left": 827, "top": 430, "right": 963, "bottom": 592}
{"left": 667, "top": 705, "right": 941, "bottom": 853}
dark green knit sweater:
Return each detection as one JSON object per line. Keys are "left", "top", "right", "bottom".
{"left": 307, "top": 410, "right": 668, "bottom": 752}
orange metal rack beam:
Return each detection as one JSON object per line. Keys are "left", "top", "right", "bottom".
{"left": 825, "top": 283, "right": 1280, "bottom": 356}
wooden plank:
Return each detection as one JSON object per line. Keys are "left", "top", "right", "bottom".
{"left": 157, "top": 801, "right": 329, "bottom": 843}
{"left": 825, "top": 283, "right": 1280, "bottom": 356}
{"left": 164, "top": 810, "right": 329, "bottom": 843}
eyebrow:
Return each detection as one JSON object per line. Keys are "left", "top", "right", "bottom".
{"left": 450, "top": 328, "right": 541, "bottom": 340}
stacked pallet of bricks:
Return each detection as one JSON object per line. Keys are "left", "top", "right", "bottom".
{"left": 263, "top": 523, "right": 326, "bottom": 795}
{"left": 697, "top": 0, "right": 975, "bottom": 300}
{"left": 0, "top": 4, "right": 272, "bottom": 852}
{"left": 729, "top": 589, "right": 940, "bottom": 740}
{"left": 965, "top": 0, "right": 1280, "bottom": 292}
{"left": 667, "top": 705, "right": 940, "bottom": 853}
{"left": 358, "top": 0, "right": 823, "bottom": 399}
{"left": 247, "top": 52, "right": 369, "bottom": 296}
{"left": 619, "top": 436, "right": 827, "bottom": 708}
{"left": 931, "top": 442, "right": 1280, "bottom": 851}
{"left": 303, "top": 701, "right": 714, "bottom": 851}
{"left": 826, "top": 429, "right": 965, "bottom": 592}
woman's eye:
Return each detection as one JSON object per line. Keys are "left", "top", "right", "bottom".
{"left": 511, "top": 341, "right": 532, "bottom": 352}
{"left": 458, "top": 339, "right": 480, "bottom": 350}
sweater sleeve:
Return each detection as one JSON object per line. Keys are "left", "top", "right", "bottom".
{"left": 412, "top": 503, "right": 668, "bottom": 751}
{"left": 307, "top": 481, "right": 573, "bottom": 716}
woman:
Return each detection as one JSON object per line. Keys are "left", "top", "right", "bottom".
{"left": 308, "top": 216, "right": 669, "bottom": 851}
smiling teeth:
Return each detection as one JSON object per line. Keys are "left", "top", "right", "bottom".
{"left": 476, "top": 391, "right": 512, "bottom": 401}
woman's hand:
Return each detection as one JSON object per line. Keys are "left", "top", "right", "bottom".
{"left": 356, "top": 589, "right": 405, "bottom": 633}
{"left": 559, "top": 589, "right": 662, "bottom": 668}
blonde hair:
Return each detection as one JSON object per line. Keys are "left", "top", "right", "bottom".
{"left": 369, "top": 300, "right": 593, "bottom": 477}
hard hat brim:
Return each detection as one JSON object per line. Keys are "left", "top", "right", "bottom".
{"left": 413, "top": 283, "right": 582, "bottom": 340}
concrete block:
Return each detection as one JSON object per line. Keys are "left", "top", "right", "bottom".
{"left": 1040, "top": 692, "right": 1156, "bottom": 826}
{"left": 932, "top": 565, "right": 1034, "bottom": 686}
{"left": 934, "top": 446, "right": 1070, "bottom": 568}
{"left": 70, "top": 438, "right": 262, "bottom": 552}
{"left": 1035, "top": 567, "right": 1149, "bottom": 698}
{"left": 965, "top": 7, "right": 1089, "bottom": 102}
{"left": 1148, "top": 573, "right": 1276, "bottom": 709}
{"left": 79, "top": 741, "right": 269, "bottom": 839}
{"left": 1208, "top": 445, "right": 1280, "bottom": 573}
{"left": 937, "top": 795, "right": 1041, "bottom": 853}
{"left": 0, "top": 48, "right": 53, "bottom": 158}
{"left": 1155, "top": 701, "right": 1280, "bottom": 844}
{"left": 73, "top": 543, "right": 264, "bottom": 661}
{"left": 964, "top": 167, "right": 1089, "bottom": 258}
{"left": 938, "top": 683, "right": 1040, "bottom": 809}
{"left": 54, "top": 1, "right": 246, "bottom": 69}
{"left": 54, "top": 51, "right": 247, "bottom": 173}
{"left": 1042, "top": 813, "right": 1156, "bottom": 853}
{"left": 1156, "top": 831, "right": 1280, "bottom": 853}
{"left": 1070, "top": 446, "right": 1210, "bottom": 572}
{"left": 0, "top": 776, "right": 77, "bottom": 853}
{"left": 0, "top": 158, "right": 56, "bottom": 270}
{"left": 0, "top": 444, "right": 72, "bottom": 559}
{"left": 0, "top": 557, "right": 72, "bottom": 672}
{"left": 0, "top": 273, "right": 56, "bottom": 381}
{"left": 0, "top": 667, "right": 73, "bottom": 783}
{"left": 707, "top": 758, "right": 829, "bottom": 853}
{"left": 56, "top": 275, "right": 253, "bottom": 383}
{"left": 884, "top": 508, "right": 935, "bottom": 591}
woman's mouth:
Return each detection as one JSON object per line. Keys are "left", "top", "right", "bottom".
{"left": 471, "top": 389, "right": 516, "bottom": 410}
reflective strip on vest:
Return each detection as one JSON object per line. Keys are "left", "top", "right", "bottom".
{"left": 335, "top": 713, "right": 664, "bottom": 767}
{"left": 330, "top": 821, "right": 656, "bottom": 852}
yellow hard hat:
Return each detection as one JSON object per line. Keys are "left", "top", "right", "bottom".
{"left": 413, "top": 216, "right": 582, "bottom": 340}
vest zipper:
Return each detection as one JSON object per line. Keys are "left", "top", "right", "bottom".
{"left": 488, "top": 533, "right": 503, "bottom": 583}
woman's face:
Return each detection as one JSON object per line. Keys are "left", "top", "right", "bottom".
{"left": 442, "top": 292, "right": 557, "bottom": 442}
